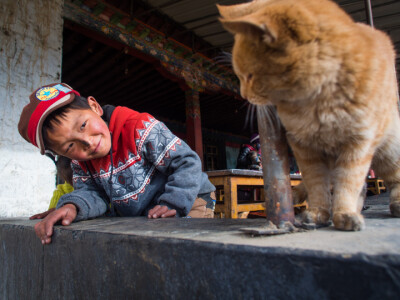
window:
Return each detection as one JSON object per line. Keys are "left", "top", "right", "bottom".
{"left": 204, "top": 145, "right": 218, "bottom": 171}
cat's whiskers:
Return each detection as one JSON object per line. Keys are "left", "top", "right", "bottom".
{"left": 244, "top": 101, "right": 256, "bottom": 133}
{"left": 257, "top": 105, "right": 282, "bottom": 136}
{"left": 212, "top": 51, "right": 233, "bottom": 67}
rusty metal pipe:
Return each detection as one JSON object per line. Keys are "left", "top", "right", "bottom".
{"left": 364, "top": 0, "right": 374, "bottom": 27}
{"left": 363, "top": 0, "right": 399, "bottom": 110}
{"left": 257, "top": 105, "right": 294, "bottom": 226}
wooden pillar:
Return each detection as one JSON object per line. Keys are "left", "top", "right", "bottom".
{"left": 185, "top": 89, "right": 204, "bottom": 164}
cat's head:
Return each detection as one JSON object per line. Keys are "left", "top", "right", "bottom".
{"left": 218, "top": 0, "right": 322, "bottom": 105}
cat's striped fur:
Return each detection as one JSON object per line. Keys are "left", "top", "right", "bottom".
{"left": 218, "top": 0, "right": 400, "bottom": 230}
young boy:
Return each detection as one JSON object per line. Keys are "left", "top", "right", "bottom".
{"left": 18, "top": 83, "right": 216, "bottom": 244}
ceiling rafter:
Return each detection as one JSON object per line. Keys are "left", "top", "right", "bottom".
{"left": 61, "top": 0, "right": 399, "bottom": 140}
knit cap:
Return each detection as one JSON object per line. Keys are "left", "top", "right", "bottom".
{"left": 250, "top": 133, "right": 260, "bottom": 144}
{"left": 18, "top": 83, "right": 80, "bottom": 155}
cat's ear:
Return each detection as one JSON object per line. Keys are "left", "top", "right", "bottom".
{"left": 220, "top": 18, "right": 277, "bottom": 44}
{"left": 284, "top": 6, "right": 318, "bottom": 43}
{"left": 217, "top": 3, "right": 257, "bottom": 19}
{"left": 217, "top": 1, "right": 275, "bottom": 19}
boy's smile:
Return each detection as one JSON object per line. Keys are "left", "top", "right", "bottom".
{"left": 47, "top": 97, "right": 111, "bottom": 161}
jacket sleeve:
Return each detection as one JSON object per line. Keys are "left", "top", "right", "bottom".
{"left": 56, "top": 161, "right": 108, "bottom": 221}
{"left": 236, "top": 145, "right": 251, "bottom": 168}
{"left": 140, "top": 121, "right": 202, "bottom": 216}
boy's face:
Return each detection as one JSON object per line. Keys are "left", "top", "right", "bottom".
{"left": 46, "top": 97, "right": 111, "bottom": 161}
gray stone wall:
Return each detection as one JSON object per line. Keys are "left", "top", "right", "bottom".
{"left": 0, "top": 0, "right": 64, "bottom": 217}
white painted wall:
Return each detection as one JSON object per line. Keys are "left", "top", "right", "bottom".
{"left": 0, "top": 0, "right": 64, "bottom": 217}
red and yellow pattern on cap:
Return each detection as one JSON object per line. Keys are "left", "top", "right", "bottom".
{"left": 35, "top": 87, "right": 60, "bottom": 101}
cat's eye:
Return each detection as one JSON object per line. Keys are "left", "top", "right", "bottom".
{"left": 247, "top": 74, "right": 253, "bottom": 81}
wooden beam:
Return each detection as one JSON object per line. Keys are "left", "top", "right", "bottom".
{"left": 63, "top": 0, "right": 239, "bottom": 95}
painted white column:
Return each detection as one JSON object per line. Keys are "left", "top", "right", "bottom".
{"left": 0, "top": 0, "right": 64, "bottom": 217}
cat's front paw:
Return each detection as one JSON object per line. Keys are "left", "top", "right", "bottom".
{"left": 302, "top": 207, "right": 330, "bottom": 226}
{"left": 389, "top": 201, "right": 400, "bottom": 217}
{"left": 332, "top": 212, "right": 365, "bottom": 231}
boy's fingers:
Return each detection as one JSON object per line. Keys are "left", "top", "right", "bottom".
{"left": 33, "top": 205, "right": 77, "bottom": 245}
{"left": 43, "top": 237, "right": 52, "bottom": 245}
{"left": 39, "top": 210, "right": 63, "bottom": 238}
{"left": 61, "top": 204, "right": 77, "bottom": 226}
{"left": 147, "top": 205, "right": 159, "bottom": 217}
{"left": 29, "top": 214, "right": 40, "bottom": 220}
{"left": 34, "top": 222, "right": 44, "bottom": 238}
{"left": 154, "top": 206, "right": 169, "bottom": 217}
{"left": 29, "top": 208, "right": 55, "bottom": 220}
{"left": 157, "top": 206, "right": 169, "bottom": 214}
{"left": 31, "top": 212, "right": 46, "bottom": 219}
{"left": 161, "top": 209, "right": 176, "bottom": 218}
{"left": 34, "top": 221, "right": 53, "bottom": 244}
{"left": 148, "top": 205, "right": 164, "bottom": 218}
{"left": 148, "top": 205, "right": 173, "bottom": 218}
{"left": 148, "top": 205, "right": 176, "bottom": 218}
{"left": 62, "top": 214, "right": 74, "bottom": 225}
{"left": 43, "top": 213, "right": 62, "bottom": 237}
{"left": 45, "top": 208, "right": 56, "bottom": 216}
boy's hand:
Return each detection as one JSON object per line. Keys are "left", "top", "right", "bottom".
{"left": 148, "top": 205, "right": 176, "bottom": 219}
{"left": 34, "top": 204, "right": 77, "bottom": 245}
{"left": 29, "top": 208, "right": 55, "bottom": 220}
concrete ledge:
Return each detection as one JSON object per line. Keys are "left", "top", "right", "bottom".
{"left": 1, "top": 195, "right": 400, "bottom": 299}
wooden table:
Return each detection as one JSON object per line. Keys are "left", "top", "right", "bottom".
{"left": 206, "top": 169, "right": 302, "bottom": 219}
{"left": 366, "top": 178, "right": 386, "bottom": 195}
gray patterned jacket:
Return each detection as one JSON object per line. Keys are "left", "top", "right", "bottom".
{"left": 57, "top": 105, "right": 215, "bottom": 220}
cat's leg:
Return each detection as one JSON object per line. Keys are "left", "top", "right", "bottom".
{"left": 371, "top": 120, "right": 400, "bottom": 217}
{"left": 292, "top": 182, "right": 308, "bottom": 205}
{"left": 291, "top": 146, "right": 331, "bottom": 226}
{"left": 331, "top": 147, "right": 373, "bottom": 231}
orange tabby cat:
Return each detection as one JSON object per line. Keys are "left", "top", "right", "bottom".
{"left": 218, "top": 0, "right": 400, "bottom": 231}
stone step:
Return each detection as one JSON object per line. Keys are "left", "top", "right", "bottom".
{"left": 1, "top": 195, "right": 399, "bottom": 299}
